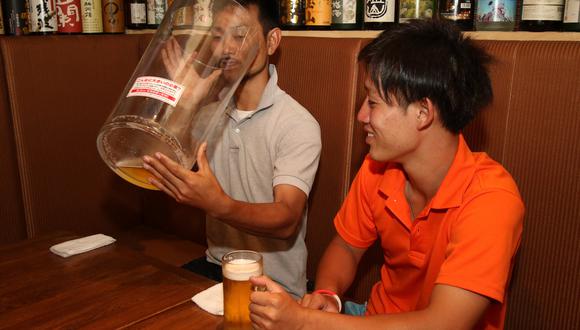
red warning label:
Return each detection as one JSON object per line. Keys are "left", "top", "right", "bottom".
{"left": 127, "top": 76, "right": 185, "bottom": 107}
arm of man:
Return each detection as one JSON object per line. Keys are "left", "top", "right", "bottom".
{"left": 143, "top": 142, "right": 306, "bottom": 239}
{"left": 218, "top": 183, "right": 307, "bottom": 239}
{"left": 300, "top": 235, "right": 367, "bottom": 312}
{"left": 251, "top": 279, "right": 490, "bottom": 330}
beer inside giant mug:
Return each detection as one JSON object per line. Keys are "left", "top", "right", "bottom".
{"left": 96, "top": 0, "right": 259, "bottom": 190}
{"left": 222, "top": 250, "right": 263, "bottom": 330}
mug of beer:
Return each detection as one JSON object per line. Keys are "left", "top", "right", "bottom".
{"left": 222, "top": 250, "right": 263, "bottom": 330}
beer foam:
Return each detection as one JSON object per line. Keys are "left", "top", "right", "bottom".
{"left": 223, "top": 258, "right": 262, "bottom": 281}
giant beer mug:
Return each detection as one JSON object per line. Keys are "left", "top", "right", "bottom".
{"left": 97, "top": 0, "right": 259, "bottom": 190}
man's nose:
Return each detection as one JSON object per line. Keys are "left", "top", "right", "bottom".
{"left": 222, "top": 36, "right": 237, "bottom": 55}
{"left": 357, "top": 98, "right": 370, "bottom": 123}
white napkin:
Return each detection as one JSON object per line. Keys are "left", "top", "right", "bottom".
{"left": 192, "top": 282, "right": 223, "bottom": 315}
{"left": 49, "top": 234, "right": 116, "bottom": 258}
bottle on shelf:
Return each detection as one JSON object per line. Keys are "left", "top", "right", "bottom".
{"left": 56, "top": 0, "right": 83, "bottom": 33}
{"left": 1, "top": 0, "right": 29, "bottom": 35}
{"left": 364, "top": 0, "right": 397, "bottom": 30}
{"left": 28, "top": 0, "right": 58, "bottom": 34}
{"left": 102, "top": 0, "right": 124, "bottom": 32}
{"left": 439, "top": 0, "right": 474, "bottom": 30}
{"left": 563, "top": 0, "right": 580, "bottom": 30}
{"left": 80, "top": 0, "right": 103, "bottom": 32}
{"left": 280, "top": 0, "right": 305, "bottom": 29}
{"left": 193, "top": 0, "right": 212, "bottom": 30}
{"left": 519, "top": 0, "right": 565, "bottom": 31}
{"left": 475, "top": 0, "right": 516, "bottom": 30}
{"left": 126, "top": 0, "right": 146, "bottom": 29}
{"left": 399, "top": 0, "right": 435, "bottom": 23}
{"left": 305, "top": 0, "right": 332, "bottom": 29}
{"left": 0, "top": 1, "right": 5, "bottom": 34}
{"left": 146, "top": 0, "right": 164, "bottom": 29}
{"left": 170, "top": 0, "right": 193, "bottom": 30}
{"left": 155, "top": 0, "right": 165, "bottom": 28}
{"left": 332, "top": 0, "right": 363, "bottom": 30}
{"left": 145, "top": 0, "right": 155, "bottom": 28}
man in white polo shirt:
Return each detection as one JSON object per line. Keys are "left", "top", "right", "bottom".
{"left": 143, "top": 0, "right": 321, "bottom": 299}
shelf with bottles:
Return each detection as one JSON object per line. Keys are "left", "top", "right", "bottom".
{"left": 275, "top": 0, "right": 580, "bottom": 38}
{"left": 281, "top": 30, "right": 580, "bottom": 41}
{"left": 122, "top": 0, "right": 580, "bottom": 40}
{"left": 125, "top": 28, "right": 580, "bottom": 41}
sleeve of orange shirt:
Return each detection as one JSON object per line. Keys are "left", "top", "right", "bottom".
{"left": 436, "top": 189, "right": 524, "bottom": 303}
{"left": 334, "top": 158, "right": 383, "bottom": 249}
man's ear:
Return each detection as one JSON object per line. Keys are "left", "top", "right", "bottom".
{"left": 416, "top": 98, "right": 435, "bottom": 131}
{"left": 266, "top": 28, "right": 282, "bottom": 55}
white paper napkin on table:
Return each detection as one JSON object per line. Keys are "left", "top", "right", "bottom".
{"left": 49, "top": 234, "right": 116, "bottom": 258}
{"left": 192, "top": 282, "right": 223, "bottom": 315}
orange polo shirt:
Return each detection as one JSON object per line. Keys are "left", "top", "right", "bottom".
{"left": 334, "top": 135, "right": 524, "bottom": 329}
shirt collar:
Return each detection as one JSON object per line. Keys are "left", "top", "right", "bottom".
{"left": 225, "top": 64, "right": 278, "bottom": 116}
{"left": 429, "top": 134, "right": 476, "bottom": 210}
{"left": 255, "top": 64, "right": 278, "bottom": 111}
{"left": 377, "top": 134, "right": 476, "bottom": 212}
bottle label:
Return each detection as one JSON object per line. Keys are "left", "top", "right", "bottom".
{"left": 440, "top": 0, "right": 473, "bottom": 21}
{"left": 0, "top": 1, "right": 5, "bottom": 34}
{"left": 81, "top": 0, "right": 103, "bottom": 32}
{"left": 476, "top": 0, "right": 516, "bottom": 23}
{"left": 127, "top": 76, "right": 185, "bottom": 108}
{"left": 399, "top": 0, "right": 435, "bottom": 22}
{"left": 306, "top": 0, "right": 332, "bottom": 26}
{"left": 522, "top": 0, "right": 563, "bottom": 4}
{"left": 332, "top": 0, "right": 358, "bottom": 24}
{"left": 522, "top": 3, "right": 564, "bottom": 20}
{"left": 193, "top": 0, "right": 212, "bottom": 28}
{"left": 56, "top": 0, "right": 82, "bottom": 33}
{"left": 563, "top": 0, "right": 580, "bottom": 22}
{"left": 29, "top": 0, "right": 58, "bottom": 32}
{"left": 3, "top": 0, "right": 30, "bottom": 35}
{"left": 281, "top": 0, "right": 305, "bottom": 25}
{"left": 365, "top": 0, "right": 395, "bottom": 22}
{"left": 147, "top": 0, "right": 155, "bottom": 24}
{"left": 130, "top": 3, "right": 146, "bottom": 24}
{"left": 173, "top": 5, "right": 193, "bottom": 28}
{"left": 103, "top": 0, "right": 124, "bottom": 32}
{"left": 154, "top": 0, "right": 166, "bottom": 24}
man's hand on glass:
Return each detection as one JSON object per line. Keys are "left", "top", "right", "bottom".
{"left": 161, "top": 37, "right": 222, "bottom": 108}
{"left": 250, "top": 276, "right": 308, "bottom": 330}
{"left": 142, "top": 141, "right": 230, "bottom": 216}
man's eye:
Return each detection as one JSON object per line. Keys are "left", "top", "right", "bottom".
{"left": 234, "top": 26, "right": 249, "bottom": 36}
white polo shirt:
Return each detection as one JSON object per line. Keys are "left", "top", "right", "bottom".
{"left": 205, "top": 65, "right": 321, "bottom": 298}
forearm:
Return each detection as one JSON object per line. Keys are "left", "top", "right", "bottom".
{"left": 300, "top": 308, "right": 422, "bottom": 330}
{"left": 212, "top": 197, "right": 302, "bottom": 239}
{"left": 299, "top": 284, "right": 490, "bottom": 330}
{"left": 315, "top": 236, "right": 363, "bottom": 296}
{"left": 300, "top": 306, "right": 476, "bottom": 330}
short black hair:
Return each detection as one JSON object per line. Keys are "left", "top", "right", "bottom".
{"left": 359, "top": 19, "right": 493, "bottom": 133}
{"left": 214, "top": 0, "right": 279, "bottom": 36}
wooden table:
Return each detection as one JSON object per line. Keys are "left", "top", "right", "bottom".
{"left": 0, "top": 233, "right": 222, "bottom": 329}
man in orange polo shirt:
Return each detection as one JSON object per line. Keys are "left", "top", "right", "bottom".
{"left": 249, "top": 19, "right": 524, "bottom": 329}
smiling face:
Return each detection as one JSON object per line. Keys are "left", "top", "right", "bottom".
{"left": 209, "top": 4, "right": 268, "bottom": 83}
{"left": 357, "top": 77, "right": 421, "bottom": 163}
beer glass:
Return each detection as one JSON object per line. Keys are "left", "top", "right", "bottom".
{"left": 96, "top": 0, "right": 259, "bottom": 190}
{"left": 222, "top": 250, "right": 263, "bottom": 330}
